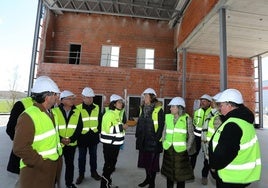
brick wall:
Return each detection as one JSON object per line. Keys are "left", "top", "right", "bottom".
{"left": 183, "top": 53, "right": 255, "bottom": 113}
{"left": 37, "top": 8, "right": 255, "bottom": 115}
{"left": 37, "top": 52, "right": 255, "bottom": 115}
{"left": 43, "top": 13, "right": 176, "bottom": 70}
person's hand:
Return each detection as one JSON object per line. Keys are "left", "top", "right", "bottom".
{"left": 123, "top": 124, "right": 128, "bottom": 130}
{"left": 61, "top": 137, "right": 70, "bottom": 145}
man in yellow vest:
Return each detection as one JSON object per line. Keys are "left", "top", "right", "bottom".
{"left": 190, "top": 94, "right": 212, "bottom": 169}
{"left": 209, "top": 88, "right": 261, "bottom": 188}
{"left": 200, "top": 92, "right": 222, "bottom": 185}
{"left": 13, "top": 76, "right": 63, "bottom": 188}
{"left": 76, "top": 87, "right": 102, "bottom": 184}
{"left": 53, "top": 90, "right": 83, "bottom": 188}
{"left": 6, "top": 96, "right": 34, "bottom": 175}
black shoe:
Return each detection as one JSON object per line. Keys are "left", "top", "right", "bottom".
{"left": 138, "top": 178, "right": 149, "bottom": 187}
{"left": 76, "top": 175, "right": 84, "bottom": 185}
{"left": 66, "top": 183, "right": 77, "bottom": 188}
{"left": 91, "top": 172, "right": 102, "bottom": 181}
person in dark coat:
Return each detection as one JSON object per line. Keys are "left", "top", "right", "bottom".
{"left": 161, "top": 97, "right": 195, "bottom": 188}
{"left": 135, "top": 88, "right": 165, "bottom": 188}
{"left": 209, "top": 89, "right": 261, "bottom": 188}
{"left": 6, "top": 96, "right": 34, "bottom": 174}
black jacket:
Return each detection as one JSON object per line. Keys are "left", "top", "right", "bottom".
{"left": 135, "top": 102, "right": 164, "bottom": 153}
{"left": 6, "top": 100, "right": 26, "bottom": 174}
{"left": 77, "top": 103, "right": 102, "bottom": 147}
{"left": 208, "top": 105, "right": 254, "bottom": 177}
{"left": 6, "top": 101, "right": 25, "bottom": 140}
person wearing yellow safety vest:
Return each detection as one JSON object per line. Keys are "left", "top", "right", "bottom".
{"left": 13, "top": 76, "right": 63, "bottom": 188}
{"left": 100, "top": 94, "right": 128, "bottom": 188}
{"left": 200, "top": 92, "right": 222, "bottom": 185}
{"left": 208, "top": 89, "right": 261, "bottom": 188}
{"left": 161, "top": 97, "right": 195, "bottom": 188}
{"left": 135, "top": 88, "right": 164, "bottom": 188}
{"left": 190, "top": 94, "right": 212, "bottom": 169}
{"left": 6, "top": 96, "right": 35, "bottom": 175}
{"left": 76, "top": 87, "right": 102, "bottom": 184}
{"left": 52, "top": 90, "right": 83, "bottom": 188}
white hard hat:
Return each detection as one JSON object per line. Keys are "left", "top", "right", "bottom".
{"left": 142, "top": 88, "right": 157, "bottom": 96}
{"left": 168, "top": 97, "right": 186, "bottom": 108}
{"left": 82, "top": 87, "right": 95, "bottom": 97}
{"left": 31, "top": 76, "right": 60, "bottom": 94}
{"left": 200, "top": 94, "right": 212, "bottom": 102}
{"left": 110, "top": 94, "right": 123, "bottom": 102}
{"left": 217, "top": 88, "right": 243, "bottom": 104}
{"left": 60, "top": 90, "right": 76, "bottom": 100}
{"left": 212, "top": 92, "right": 222, "bottom": 102}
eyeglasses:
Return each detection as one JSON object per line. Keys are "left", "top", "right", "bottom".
{"left": 219, "top": 102, "right": 229, "bottom": 108}
{"left": 63, "top": 97, "right": 75, "bottom": 100}
{"left": 46, "top": 92, "right": 60, "bottom": 97}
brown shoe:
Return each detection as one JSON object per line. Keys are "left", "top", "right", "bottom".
{"left": 91, "top": 172, "right": 102, "bottom": 181}
{"left": 76, "top": 175, "right": 84, "bottom": 185}
{"left": 201, "top": 177, "right": 208, "bottom": 185}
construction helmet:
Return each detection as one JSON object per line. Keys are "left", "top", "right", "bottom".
{"left": 200, "top": 94, "right": 212, "bottom": 102}
{"left": 82, "top": 87, "right": 95, "bottom": 97}
{"left": 168, "top": 97, "right": 185, "bottom": 108}
{"left": 212, "top": 92, "right": 222, "bottom": 102}
{"left": 60, "top": 90, "right": 76, "bottom": 100}
{"left": 31, "top": 76, "right": 60, "bottom": 94}
{"left": 110, "top": 94, "right": 123, "bottom": 102}
{"left": 142, "top": 88, "right": 157, "bottom": 96}
{"left": 217, "top": 88, "right": 243, "bottom": 104}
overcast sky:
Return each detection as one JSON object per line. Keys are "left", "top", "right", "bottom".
{"left": 0, "top": 1, "right": 268, "bottom": 93}
{"left": 0, "top": 0, "right": 37, "bottom": 92}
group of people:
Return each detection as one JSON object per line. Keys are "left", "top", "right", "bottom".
{"left": 5, "top": 75, "right": 261, "bottom": 188}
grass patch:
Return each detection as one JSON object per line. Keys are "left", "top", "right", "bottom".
{"left": 0, "top": 100, "right": 12, "bottom": 113}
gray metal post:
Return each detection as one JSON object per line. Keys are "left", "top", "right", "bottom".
{"left": 27, "top": 0, "right": 43, "bottom": 96}
{"left": 258, "top": 55, "right": 263, "bottom": 128}
{"left": 219, "top": 7, "right": 227, "bottom": 91}
{"left": 182, "top": 48, "right": 187, "bottom": 98}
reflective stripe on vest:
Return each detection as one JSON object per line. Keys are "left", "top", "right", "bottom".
{"left": 206, "top": 111, "right": 220, "bottom": 141}
{"left": 20, "top": 106, "right": 62, "bottom": 169}
{"left": 163, "top": 113, "right": 189, "bottom": 152}
{"left": 52, "top": 107, "right": 80, "bottom": 146}
{"left": 21, "top": 97, "right": 34, "bottom": 109}
{"left": 76, "top": 104, "right": 99, "bottom": 134}
{"left": 193, "top": 107, "right": 211, "bottom": 137}
{"left": 212, "top": 117, "right": 261, "bottom": 183}
{"left": 100, "top": 109, "right": 125, "bottom": 145}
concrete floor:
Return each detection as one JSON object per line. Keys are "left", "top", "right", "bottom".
{"left": 0, "top": 115, "right": 267, "bottom": 188}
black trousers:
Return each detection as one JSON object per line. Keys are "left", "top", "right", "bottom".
{"left": 190, "top": 136, "right": 201, "bottom": 169}
{"left": 167, "top": 179, "right": 185, "bottom": 188}
{"left": 63, "top": 145, "right": 76, "bottom": 186}
{"left": 202, "top": 158, "right": 210, "bottom": 178}
{"left": 216, "top": 180, "right": 250, "bottom": 188}
{"left": 102, "top": 143, "right": 120, "bottom": 181}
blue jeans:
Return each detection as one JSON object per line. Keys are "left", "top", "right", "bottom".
{"left": 78, "top": 144, "right": 98, "bottom": 175}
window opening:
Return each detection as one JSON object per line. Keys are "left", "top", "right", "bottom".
{"left": 100, "top": 45, "right": 120, "bottom": 67}
{"left": 69, "top": 44, "right": 81, "bottom": 64}
{"left": 136, "top": 48, "right": 155, "bottom": 69}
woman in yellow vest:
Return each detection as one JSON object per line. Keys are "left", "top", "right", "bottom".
{"left": 13, "top": 76, "right": 62, "bottom": 188}
{"left": 100, "top": 94, "right": 128, "bottom": 188}
{"left": 52, "top": 90, "right": 83, "bottom": 188}
{"left": 209, "top": 89, "right": 261, "bottom": 188}
{"left": 161, "top": 97, "right": 195, "bottom": 188}
{"left": 135, "top": 88, "right": 164, "bottom": 188}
